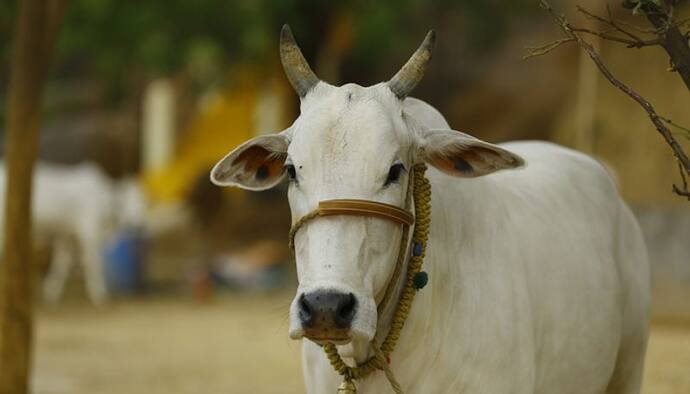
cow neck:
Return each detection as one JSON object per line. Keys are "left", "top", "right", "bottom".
{"left": 322, "top": 163, "right": 432, "bottom": 394}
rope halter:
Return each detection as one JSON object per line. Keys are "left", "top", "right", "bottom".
{"left": 288, "top": 164, "right": 432, "bottom": 394}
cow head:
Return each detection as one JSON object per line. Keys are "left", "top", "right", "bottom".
{"left": 211, "top": 26, "right": 523, "bottom": 349}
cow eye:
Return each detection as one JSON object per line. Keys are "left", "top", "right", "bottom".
{"left": 384, "top": 163, "right": 405, "bottom": 186}
{"left": 285, "top": 164, "right": 297, "bottom": 182}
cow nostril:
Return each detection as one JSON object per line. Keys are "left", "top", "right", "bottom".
{"left": 298, "top": 294, "right": 313, "bottom": 326}
{"left": 334, "top": 293, "right": 356, "bottom": 328}
{"left": 300, "top": 291, "right": 357, "bottom": 331}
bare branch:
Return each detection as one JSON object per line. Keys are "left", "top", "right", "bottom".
{"left": 639, "top": 0, "right": 690, "bottom": 90}
{"left": 539, "top": 0, "right": 690, "bottom": 199}
{"left": 660, "top": 115, "right": 690, "bottom": 136}
{"left": 524, "top": 38, "right": 576, "bottom": 59}
{"left": 577, "top": 4, "right": 645, "bottom": 42}
{"left": 615, "top": 19, "right": 659, "bottom": 34}
{"left": 524, "top": 11, "right": 662, "bottom": 59}
{"left": 574, "top": 5, "right": 663, "bottom": 48}
{"left": 672, "top": 162, "right": 690, "bottom": 200}
{"left": 569, "top": 26, "right": 661, "bottom": 48}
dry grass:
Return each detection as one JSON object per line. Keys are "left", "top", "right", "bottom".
{"left": 643, "top": 323, "right": 690, "bottom": 394}
{"left": 32, "top": 292, "right": 690, "bottom": 393}
{"left": 33, "top": 292, "right": 304, "bottom": 394}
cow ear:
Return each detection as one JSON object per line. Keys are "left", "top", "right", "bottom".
{"left": 210, "top": 134, "right": 289, "bottom": 190}
{"left": 418, "top": 129, "right": 524, "bottom": 177}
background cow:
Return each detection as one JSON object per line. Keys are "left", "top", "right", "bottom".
{"left": 0, "top": 162, "right": 147, "bottom": 305}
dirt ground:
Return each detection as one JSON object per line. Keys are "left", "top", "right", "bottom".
{"left": 32, "top": 291, "right": 690, "bottom": 394}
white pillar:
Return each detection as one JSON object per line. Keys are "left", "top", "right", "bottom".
{"left": 253, "top": 82, "right": 283, "bottom": 136}
{"left": 142, "top": 79, "right": 175, "bottom": 172}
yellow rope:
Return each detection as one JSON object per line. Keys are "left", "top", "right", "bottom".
{"left": 371, "top": 339, "right": 403, "bottom": 394}
{"left": 288, "top": 210, "right": 319, "bottom": 250}
{"left": 323, "top": 163, "right": 431, "bottom": 391}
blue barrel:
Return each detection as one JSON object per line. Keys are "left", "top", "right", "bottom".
{"left": 104, "top": 230, "right": 145, "bottom": 295}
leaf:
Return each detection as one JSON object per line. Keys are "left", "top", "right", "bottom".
{"left": 633, "top": 2, "right": 643, "bottom": 15}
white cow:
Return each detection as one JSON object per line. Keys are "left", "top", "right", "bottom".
{"left": 211, "top": 27, "right": 649, "bottom": 393}
{"left": 0, "top": 162, "right": 145, "bottom": 305}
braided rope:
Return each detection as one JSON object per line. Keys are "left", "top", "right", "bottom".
{"left": 371, "top": 339, "right": 403, "bottom": 394}
{"left": 288, "top": 210, "right": 319, "bottom": 250}
{"left": 323, "top": 163, "right": 431, "bottom": 391}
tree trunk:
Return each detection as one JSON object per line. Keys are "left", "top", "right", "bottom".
{"left": 647, "top": 13, "right": 690, "bottom": 91}
{"left": 0, "top": 1, "right": 66, "bottom": 393}
{"left": 636, "top": 1, "right": 690, "bottom": 91}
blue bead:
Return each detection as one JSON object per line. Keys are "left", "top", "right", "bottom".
{"left": 413, "top": 271, "right": 428, "bottom": 290}
{"left": 412, "top": 242, "right": 422, "bottom": 256}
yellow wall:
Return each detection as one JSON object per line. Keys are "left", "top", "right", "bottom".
{"left": 143, "top": 70, "right": 293, "bottom": 203}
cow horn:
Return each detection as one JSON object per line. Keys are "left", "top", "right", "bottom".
{"left": 280, "top": 24, "right": 319, "bottom": 97}
{"left": 387, "top": 30, "right": 436, "bottom": 99}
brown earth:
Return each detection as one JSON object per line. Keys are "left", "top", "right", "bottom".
{"left": 32, "top": 292, "right": 690, "bottom": 394}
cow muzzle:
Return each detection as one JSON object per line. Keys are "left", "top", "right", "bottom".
{"left": 288, "top": 199, "right": 415, "bottom": 344}
{"left": 298, "top": 290, "right": 357, "bottom": 343}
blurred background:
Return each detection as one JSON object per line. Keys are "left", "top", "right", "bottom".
{"left": 0, "top": 0, "right": 689, "bottom": 393}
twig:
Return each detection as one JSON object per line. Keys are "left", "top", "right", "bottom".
{"left": 524, "top": 38, "right": 575, "bottom": 59}
{"left": 569, "top": 26, "right": 661, "bottom": 48}
{"left": 672, "top": 162, "right": 690, "bottom": 199}
{"left": 575, "top": 5, "right": 662, "bottom": 48}
{"left": 659, "top": 115, "right": 690, "bottom": 136}
{"left": 527, "top": 3, "right": 666, "bottom": 59}
{"left": 578, "top": 5, "right": 644, "bottom": 41}
{"left": 539, "top": 0, "right": 690, "bottom": 199}
{"left": 615, "top": 19, "right": 658, "bottom": 34}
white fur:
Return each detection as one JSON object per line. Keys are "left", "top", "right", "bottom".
{"left": 212, "top": 84, "right": 650, "bottom": 393}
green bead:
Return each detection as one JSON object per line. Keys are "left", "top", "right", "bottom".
{"left": 413, "top": 271, "right": 428, "bottom": 290}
